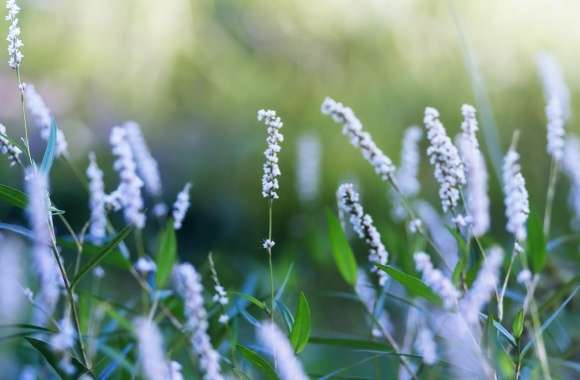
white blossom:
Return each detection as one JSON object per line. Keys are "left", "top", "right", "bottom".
{"left": 168, "top": 361, "right": 184, "bottom": 380}
{"left": 172, "top": 182, "right": 191, "bottom": 230}
{"left": 0, "top": 237, "right": 25, "bottom": 323}
{"left": 414, "top": 252, "right": 459, "bottom": 309}
{"left": 209, "top": 253, "right": 229, "bottom": 325}
{"left": 23, "top": 84, "right": 68, "bottom": 157}
{"left": 87, "top": 152, "right": 107, "bottom": 243}
{"left": 134, "top": 318, "right": 170, "bottom": 380}
{"left": 460, "top": 247, "right": 503, "bottom": 325}
{"left": 296, "top": 133, "right": 321, "bottom": 203}
{"left": 135, "top": 257, "right": 156, "bottom": 274}
{"left": 0, "top": 124, "right": 22, "bottom": 166}
{"left": 415, "top": 201, "right": 458, "bottom": 268}
{"left": 537, "top": 53, "right": 570, "bottom": 162}
{"left": 502, "top": 148, "right": 529, "bottom": 241}
{"left": 355, "top": 270, "right": 392, "bottom": 337}
{"left": 322, "top": 97, "right": 396, "bottom": 183}
{"left": 26, "top": 169, "right": 61, "bottom": 324}
{"left": 337, "top": 183, "right": 389, "bottom": 286}
{"left": 6, "top": 0, "right": 23, "bottom": 69}
{"left": 562, "top": 136, "right": 580, "bottom": 229}
{"left": 258, "top": 109, "right": 284, "bottom": 200}
{"left": 396, "top": 126, "right": 423, "bottom": 196}
{"left": 415, "top": 326, "right": 437, "bottom": 365}
{"left": 456, "top": 105, "right": 490, "bottom": 236}
{"left": 257, "top": 321, "right": 308, "bottom": 380}
{"left": 262, "top": 239, "right": 275, "bottom": 250}
{"left": 517, "top": 269, "right": 532, "bottom": 286}
{"left": 50, "top": 315, "right": 76, "bottom": 375}
{"left": 108, "top": 125, "right": 146, "bottom": 228}
{"left": 123, "top": 121, "right": 163, "bottom": 197}
{"left": 173, "top": 263, "right": 224, "bottom": 380}
{"left": 423, "top": 107, "right": 465, "bottom": 213}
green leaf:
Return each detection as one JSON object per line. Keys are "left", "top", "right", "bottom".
{"left": 40, "top": 118, "right": 58, "bottom": 174}
{"left": 376, "top": 264, "right": 442, "bottom": 305}
{"left": 0, "top": 184, "right": 27, "bottom": 209}
{"left": 229, "top": 291, "right": 268, "bottom": 311}
{"left": 237, "top": 344, "right": 279, "bottom": 380}
{"left": 155, "top": 220, "right": 177, "bottom": 288}
{"left": 26, "top": 337, "right": 90, "bottom": 379}
{"left": 326, "top": 209, "right": 357, "bottom": 286}
{"left": 276, "top": 300, "right": 295, "bottom": 332}
{"left": 309, "top": 336, "right": 392, "bottom": 351}
{"left": 71, "top": 225, "right": 133, "bottom": 288}
{"left": 59, "top": 240, "right": 130, "bottom": 269}
{"left": 512, "top": 309, "right": 525, "bottom": 339}
{"left": 290, "top": 292, "right": 311, "bottom": 354}
{"left": 527, "top": 211, "right": 547, "bottom": 273}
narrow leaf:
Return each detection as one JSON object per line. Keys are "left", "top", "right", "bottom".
{"left": 26, "top": 337, "right": 90, "bottom": 379}
{"left": 290, "top": 292, "right": 311, "bottom": 353}
{"left": 527, "top": 211, "right": 547, "bottom": 273}
{"left": 376, "top": 264, "right": 442, "bottom": 305}
{"left": 326, "top": 209, "right": 357, "bottom": 285}
{"left": 237, "top": 344, "right": 279, "bottom": 380}
{"left": 71, "top": 225, "right": 133, "bottom": 288}
{"left": 0, "top": 184, "right": 28, "bottom": 209}
{"left": 512, "top": 309, "right": 525, "bottom": 339}
{"left": 309, "top": 336, "right": 392, "bottom": 351}
{"left": 155, "top": 220, "right": 177, "bottom": 288}
{"left": 41, "top": 118, "right": 58, "bottom": 174}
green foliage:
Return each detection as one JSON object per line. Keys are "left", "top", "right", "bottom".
{"left": 156, "top": 220, "right": 177, "bottom": 288}
{"left": 237, "top": 344, "right": 279, "bottom": 380}
{"left": 527, "top": 211, "right": 547, "bottom": 273}
{"left": 376, "top": 264, "right": 442, "bottom": 305}
{"left": 40, "top": 118, "right": 58, "bottom": 174}
{"left": 290, "top": 292, "right": 311, "bottom": 354}
{"left": 326, "top": 209, "right": 358, "bottom": 286}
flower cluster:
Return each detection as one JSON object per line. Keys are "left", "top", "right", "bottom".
{"left": 337, "top": 183, "right": 389, "bottom": 285}
{"left": 396, "top": 126, "right": 423, "bottom": 196}
{"left": 124, "top": 121, "right": 163, "bottom": 198}
{"left": 173, "top": 263, "right": 224, "bottom": 380}
{"left": 537, "top": 54, "right": 570, "bottom": 162}
{"left": 456, "top": 105, "right": 490, "bottom": 236}
{"left": 6, "top": 0, "right": 23, "bottom": 69}
{"left": 108, "top": 125, "right": 146, "bottom": 228}
{"left": 258, "top": 109, "right": 284, "bottom": 200}
{"left": 415, "top": 326, "right": 438, "bottom": 365}
{"left": 172, "top": 182, "right": 191, "bottom": 230}
{"left": 415, "top": 201, "right": 458, "bottom": 267}
{"left": 0, "top": 123, "right": 22, "bottom": 166}
{"left": 25, "top": 169, "right": 61, "bottom": 324}
{"left": 423, "top": 107, "right": 466, "bottom": 213}
{"left": 257, "top": 321, "right": 308, "bottom": 380}
{"left": 502, "top": 147, "right": 529, "bottom": 241}
{"left": 296, "top": 133, "right": 321, "bottom": 203}
{"left": 209, "top": 253, "right": 229, "bottom": 324}
{"left": 414, "top": 252, "right": 459, "bottom": 309}
{"left": 87, "top": 152, "right": 107, "bottom": 243}
{"left": 23, "top": 84, "right": 69, "bottom": 157}
{"left": 321, "top": 97, "right": 396, "bottom": 183}
{"left": 50, "top": 316, "right": 76, "bottom": 374}
{"left": 460, "top": 247, "right": 503, "bottom": 324}
{"left": 134, "top": 318, "right": 172, "bottom": 380}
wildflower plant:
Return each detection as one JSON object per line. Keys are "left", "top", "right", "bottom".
{"left": 0, "top": 3, "right": 579, "bottom": 380}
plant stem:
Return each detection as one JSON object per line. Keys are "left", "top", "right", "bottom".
{"left": 267, "top": 199, "right": 275, "bottom": 323}
{"left": 543, "top": 158, "right": 559, "bottom": 237}
{"left": 15, "top": 67, "right": 34, "bottom": 167}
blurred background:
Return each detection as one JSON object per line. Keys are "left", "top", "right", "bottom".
{"left": 1, "top": 0, "right": 579, "bottom": 352}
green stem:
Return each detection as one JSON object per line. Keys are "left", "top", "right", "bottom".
{"left": 543, "top": 158, "right": 559, "bottom": 237}
{"left": 16, "top": 67, "right": 34, "bottom": 167}
{"left": 267, "top": 199, "right": 275, "bottom": 323}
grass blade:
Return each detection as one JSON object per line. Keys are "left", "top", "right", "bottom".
{"left": 155, "top": 220, "right": 177, "bottom": 288}
{"left": 376, "top": 264, "right": 442, "bottom": 305}
{"left": 237, "top": 344, "right": 279, "bottom": 380}
{"left": 41, "top": 118, "right": 58, "bottom": 174}
{"left": 290, "top": 292, "right": 311, "bottom": 354}
{"left": 326, "top": 208, "right": 357, "bottom": 286}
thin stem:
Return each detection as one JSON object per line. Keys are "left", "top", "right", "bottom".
{"left": 267, "top": 199, "right": 275, "bottom": 323}
{"left": 543, "top": 158, "right": 559, "bottom": 237}
{"left": 15, "top": 67, "right": 33, "bottom": 166}
{"left": 497, "top": 247, "right": 517, "bottom": 321}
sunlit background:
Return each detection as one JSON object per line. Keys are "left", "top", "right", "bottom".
{"left": 0, "top": 1, "right": 579, "bottom": 370}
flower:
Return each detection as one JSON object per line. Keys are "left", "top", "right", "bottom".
{"left": 262, "top": 239, "right": 275, "bottom": 249}
{"left": 460, "top": 247, "right": 503, "bottom": 324}
{"left": 423, "top": 107, "right": 465, "bottom": 213}
{"left": 0, "top": 237, "right": 25, "bottom": 324}
{"left": 209, "top": 253, "right": 229, "bottom": 324}
{"left": 415, "top": 326, "right": 438, "bottom": 365}
{"left": 6, "top": 0, "right": 23, "bottom": 69}
{"left": 537, "top": 53, "right": 570, "bottom": 162}
{"left": 0, "top": 123, "right": 22, "bottom": 166}
{"left": 337, "top": 183, "right": 389, "bottom": 285}
{"left": 87, "top": 152, "right": 107, "bottom": 244}
{"left": 123, "top": 121, "right": 163, "bottom": 197}
{"left": 502, "top": 147, "right": 529, "bottom": 241}
{"left": 415, "top": 201, "right": 458, "bottom": 268}
{"left": 135, "top": 257, "right": 157, "bottom": 274}
{"left": 562, "top": 136, "right": 580, "bottom": 229}
{"left": 396, "top": 126, "right": 423, "bottom": 196}
{"left": 173, "top": 263, "right": 224, "bottom": 380}
{"left": 134, "top": 318, "right": 170, "bottom": 380}
{"left": 456, "top": 105, "right": 489, "bottom": 236}
{"left": 258, "top": 109, "right": 284, "bottom": 200}
{"left": 172, "top": 182, "right": 191, "bottom": 230}
{"left": 23, "top": 84, "right": 69, "bottom": 157}
{"left": 26, "top": 169, "right": 61, "bottom": 324}
{"left": 296, "top": 133, "right": 321, "bottom": 203}
{"left": 108, "top": 125, "right": 146, "bottom": 228}
{"left": 257, "top": 321, "right": 308, "bottom": 380}
{"left": 322, "top": 97, "right": 396, "bottom": 183}
{"left": 50, "top": 315, "right": 76, "bottom": 375}
{"left": 517, "top": 269, "right": 532, "bottom": 286}
{"left": 414, "top": 251, "right": 459, "bottom": 309}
